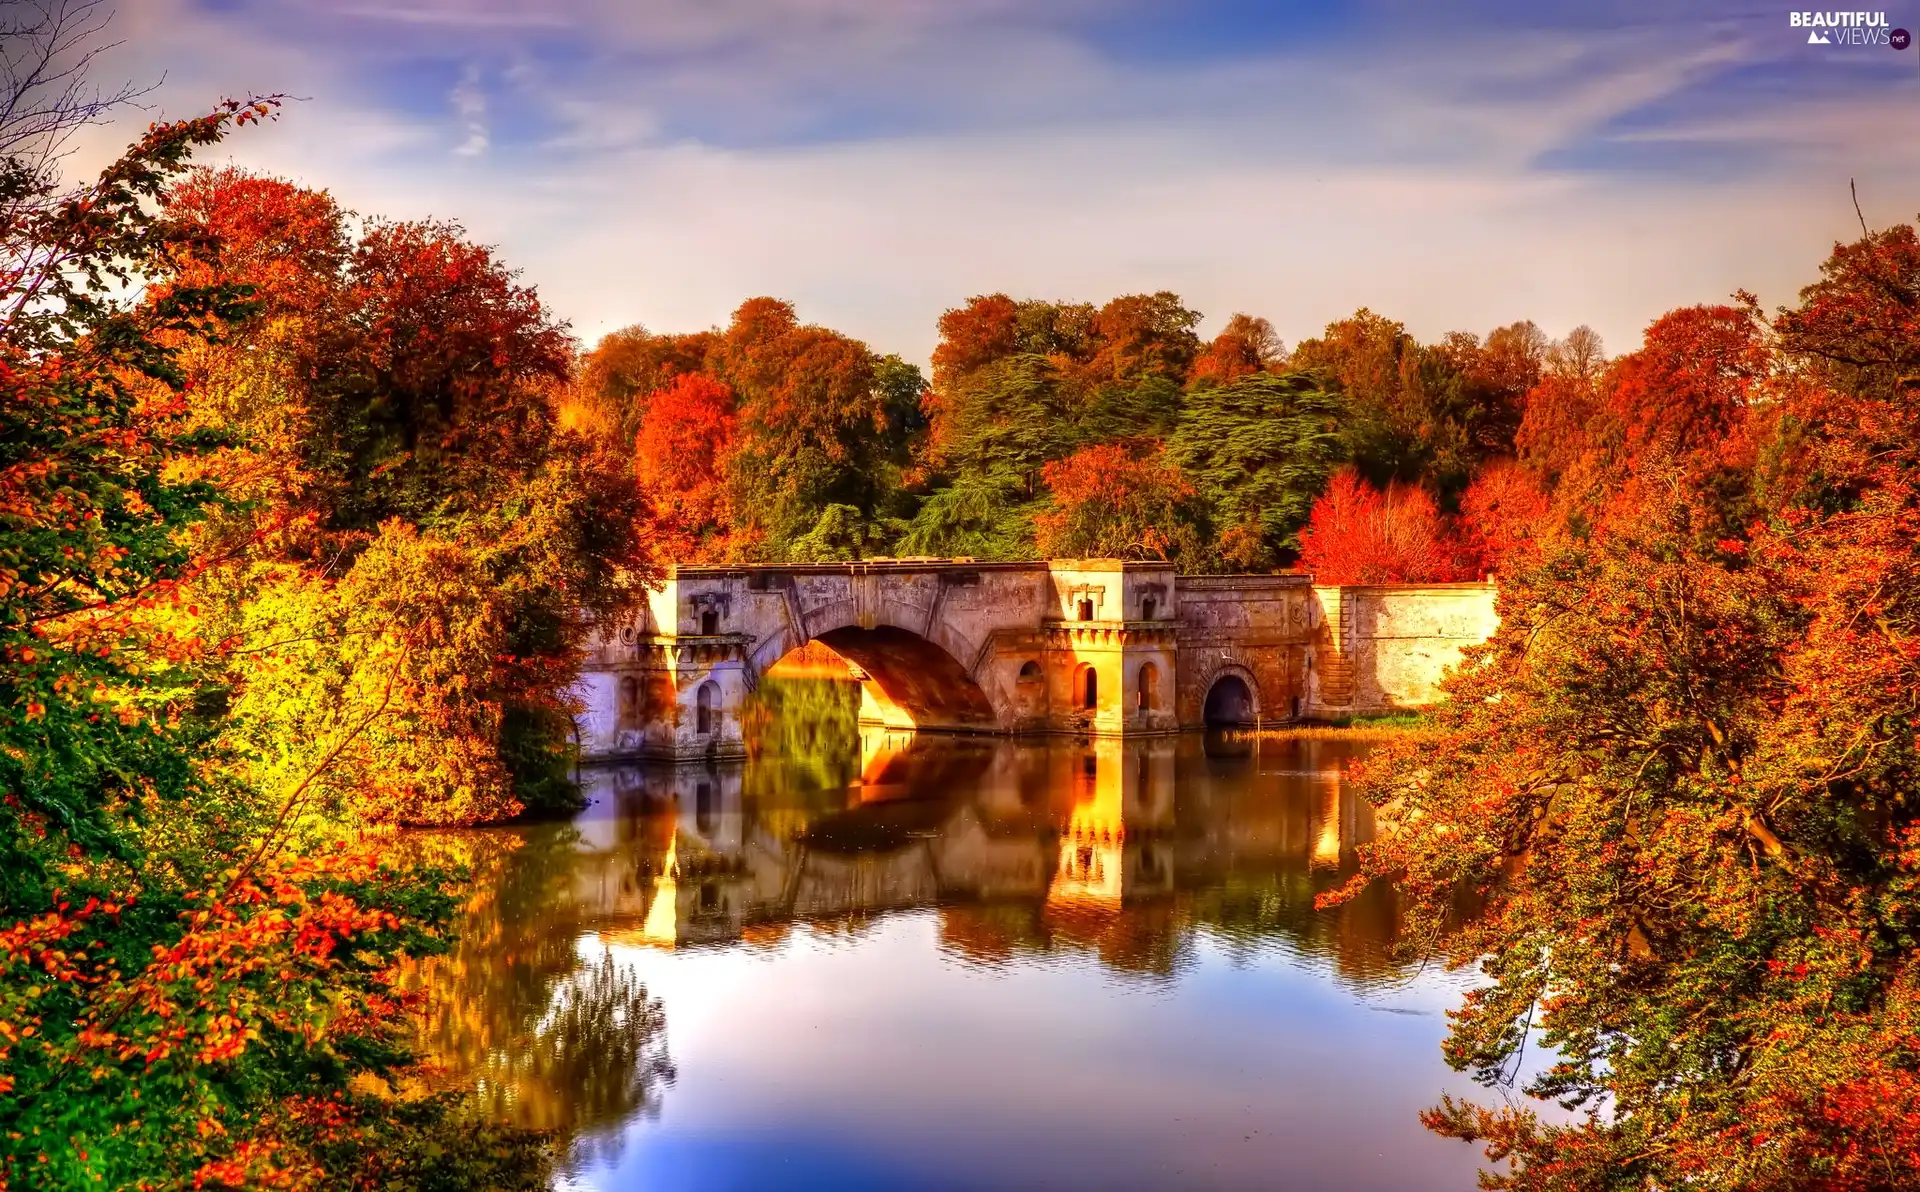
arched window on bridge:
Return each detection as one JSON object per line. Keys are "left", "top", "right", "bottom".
{"left": 695, "top": 681, "right": 719, "bottom": 735}
{"left": 1078, "top": 664, "right": 1099, "bottom": 711}
{"left": 1015, "top": 660, "right": 1047, "bottom": 718}
{"left": 618, "top": 677, "right": 640, "bottom": 731}
{"left": 1077, "top": 598, "right": 1094, "bottom": 622}
{"left": 1136, "top": 661, "right": 1161, "bottom": 712}
{"left": 700, "top": 608, "right": 719, "bottom": 635}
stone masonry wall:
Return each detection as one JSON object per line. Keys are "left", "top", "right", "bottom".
{"left": 1333, "top": 583, "right": 1500, "bottom": 712}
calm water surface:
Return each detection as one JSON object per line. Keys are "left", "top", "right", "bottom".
{"left": 406, "top": 679, "right": 1489, "bottom": 1191}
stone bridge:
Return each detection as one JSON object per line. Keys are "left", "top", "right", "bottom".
{"left": 573, "top": 559, "right": 1497, "bottom": 761}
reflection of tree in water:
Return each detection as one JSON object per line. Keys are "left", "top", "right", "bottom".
{"left": 398, "top": 829, "right": 675, "bottom": 1171}
{"left": 741, "top": 671, "right": 862, "bottom": 798}
{"left": 1184, "top": 870, "right": 1403, "bottom": 981}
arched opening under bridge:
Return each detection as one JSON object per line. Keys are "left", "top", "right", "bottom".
{"left": 1203, "top": 673, "right": 1257, "bottom": 728}
{"left": 768, "top": 625, "right": 1000, "bottom": 734}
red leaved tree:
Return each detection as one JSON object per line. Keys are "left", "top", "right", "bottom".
{"left": 1457, "top": 460, "right": 1551, "bottom": 578}
{"left": 1296, "top": 467, "right": 1473, "bottom": 584}
{"left": 1605, "top": 301, "right": 1770, "bottom": 473}
{"left": 635, "top": 372, "right": 739, "bottom": 561}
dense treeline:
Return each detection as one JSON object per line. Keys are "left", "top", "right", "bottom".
{"left": 568, "top": 287, "right": 1618, "bottom": 581}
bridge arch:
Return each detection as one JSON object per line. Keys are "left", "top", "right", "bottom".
{"left": 1200, "top": 664, "right": 1261, "bottom": 728}
{"left": 751, "top": 618, "right": 1006, "bottom": 733}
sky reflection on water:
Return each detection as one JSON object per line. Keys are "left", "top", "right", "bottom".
{"left": 409, "top": 702, "right": 1492, "bottom": 1191}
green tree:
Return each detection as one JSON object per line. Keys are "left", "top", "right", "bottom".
{"left": 896, "top": 474, "right": 1035, "bottom": 560}
{"left": 937, "top": 353, "right": 1075, "bottom": 497}
{"left": 1168, "top": 371, "right": 1347, "bottom": 569}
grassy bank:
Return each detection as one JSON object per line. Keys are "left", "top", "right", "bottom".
{"left": 1249, "top": 710, "right": 1435, "bottom": 740}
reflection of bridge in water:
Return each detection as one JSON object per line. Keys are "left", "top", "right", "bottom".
{"left": 565, "top": 734, "right": 1386, "bottom": 973}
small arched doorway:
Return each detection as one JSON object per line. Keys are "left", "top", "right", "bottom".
{"left": 1077, "top": 598, "right": 1095, "bottom": 622}
{"left": 1071, "top": 663, "right": 1099, "bottom": 712}
{"left": 695, "top": 680, "right": 720, "bottom": 735}
{"left": 1136, "top": 662, "right": 1161, "bottom": 712}
{"left": 1141, "top": 596, "right": 1157, "bottom": 621}
{"left": 1203, "top": 673, "right": 1256, "bottom": 727}
{"left": 1015, "top": 659, "right": 1047, "bottom": 719}
{"left": 700, "top": 608, "right": 719, "bottom": 635}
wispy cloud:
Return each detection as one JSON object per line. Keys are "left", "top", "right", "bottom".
{"left": 450, "top": 63, "right": 489, "bottom": 157}
{"left": 329, "top": 4, "right": 574, "bottom": 30}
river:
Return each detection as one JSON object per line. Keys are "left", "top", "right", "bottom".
{"left": 402, "top": 676, "right": 1491, "bottom": 1191}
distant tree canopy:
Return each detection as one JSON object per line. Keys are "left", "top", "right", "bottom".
{"left": 575, "top": 284, "right": 1606, "bottom": 575}
{"left": 564, "top": 286, "right": 1620, "bottom": 575}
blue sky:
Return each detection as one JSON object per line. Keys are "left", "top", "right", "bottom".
{"left": 92, "top": 0, "right": 1920, "bottom": 363}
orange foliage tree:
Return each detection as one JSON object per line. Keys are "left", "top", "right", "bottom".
{"left": 161, "top": 166, "right": 652, "bottom": 824}
{"left": 570, "top": 324, "right": 720, "bottom": 444}
{"left": 1295, "top": 468, "right": 1473, "bottom": 584}
{"left": 1188, "top": 312, "right": 1285, "bottom": 387}
{"left": 1325, "top": 224, "right": 1920, "bottom": 1190}
{"left": 1033, "top": 443, "right": 1208, "bottom": 563}
{"left": 711, "top": 297, "right": 895, "bottom": 552}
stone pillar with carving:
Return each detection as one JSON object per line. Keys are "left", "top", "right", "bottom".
{"left": 1040, "top": 560, "right": 1180, "bottom": 737}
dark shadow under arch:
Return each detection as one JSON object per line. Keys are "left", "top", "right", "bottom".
{"left": 1203, "top": 673, "right": 1257, "bottom": 727}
